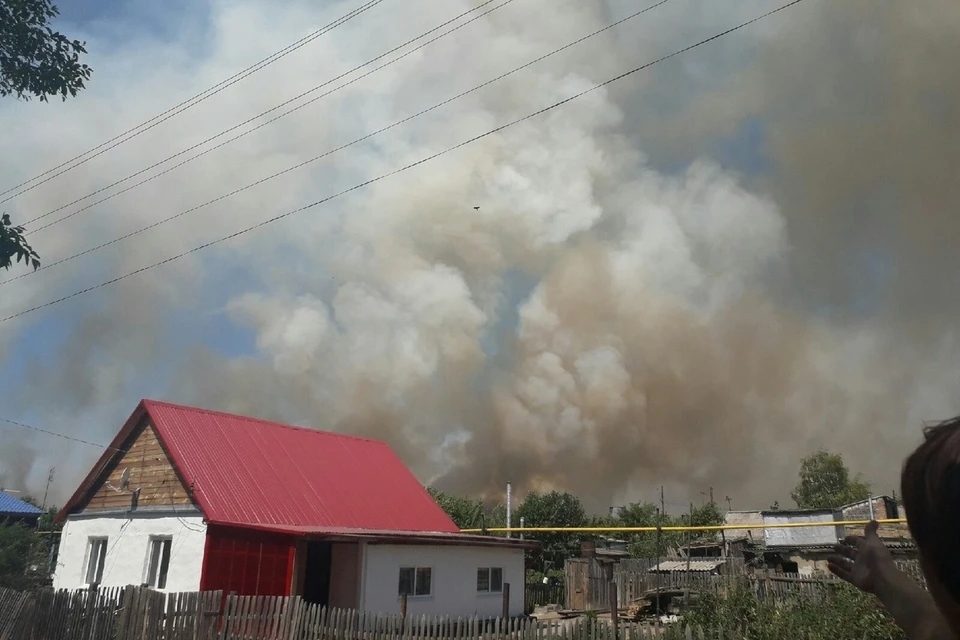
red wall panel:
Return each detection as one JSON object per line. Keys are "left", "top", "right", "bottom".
{"left": 200, "top": 525, "right": 296, "bottom": 597}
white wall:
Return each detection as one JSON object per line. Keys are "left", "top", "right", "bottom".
{"left": 361, "top": 544, "right": 525, "bottom": 618}
{"left": 763, "top": 512, "right": 843, "bottom": 548}
{"left": 54, "top": 513, "right": 207, "bottom": 592}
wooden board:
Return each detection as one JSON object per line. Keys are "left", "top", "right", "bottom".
{"left": 80, "top": 420, "right": 195, "bottom": 512}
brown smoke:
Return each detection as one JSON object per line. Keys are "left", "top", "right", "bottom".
{"left": 3, "top": 0, "right": 960, "bottom": 512}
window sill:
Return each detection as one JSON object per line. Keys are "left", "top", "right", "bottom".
{"left": 477, "top": 591, "right": 504, "bottom": 596}
{"left": 398, "top": 595, "right": 433, "bottom": 601}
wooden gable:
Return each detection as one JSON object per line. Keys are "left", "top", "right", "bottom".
{"left": 80, "top": 419, "right": 195, "bottom": 512}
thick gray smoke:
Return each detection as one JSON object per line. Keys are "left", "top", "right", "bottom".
{"left": 1, "top": 0, "right": 958, "bottom": 512}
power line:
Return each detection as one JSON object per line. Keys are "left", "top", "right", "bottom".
{"left": 19, "top": 0, "right": 519, "bottom": 232}
{"left": 2, "top": 0, "right": 674, "bottom": 285}
{"left": 0, "top": 0, "right": 390, "bottom": 204}
{"left": 0, "top": 0, "right": 810, "bottom": 324}
{"left": 0, "top": 416, "right": 118, "bottom": 451}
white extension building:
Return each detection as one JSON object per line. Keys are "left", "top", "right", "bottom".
{"left": 54, "top": 400, "right": 533, "bottom": 617}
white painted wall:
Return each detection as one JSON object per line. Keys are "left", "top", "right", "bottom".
{"left": 763, "top": 512, "right": 843, "bottom": 548}
{"left": 54, "top": 513, "right": 207, "bottom": 592}
{"left": 361, "top": 544, "right": 525, "bottom": 618}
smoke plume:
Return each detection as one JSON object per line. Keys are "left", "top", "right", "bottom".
{"left": 1, "top": 0, "right": 959, "bottom": 513}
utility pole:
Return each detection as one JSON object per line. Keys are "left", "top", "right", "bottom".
{"left": 655, "top": 506, "right": 662, "bottom": 622}
{"left": 41, "top": 467, "right": 55, "bottom": 510}
{"left": 686, "top": 502, "right": 693, "bottom": 572}
{"left": 709, "top": 486, "right": 714, "bottom": 504}
{"left": 725, "top": 496, "right": 733, "bottom": 512}
{"left": 506, "top": 481, "right": 512, "bottom": 539}
{"left": 656, "top": 485, "right": 664, "bottom": 623}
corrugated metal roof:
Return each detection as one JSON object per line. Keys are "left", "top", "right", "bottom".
{"left": 651, "top": 560, "right": 725, "bottom": 572}
{"left": 142, "top": 400, "right": 459, "bottom": 533}
{"left": 0, "top": 491, "right": 43, "bottom": 515}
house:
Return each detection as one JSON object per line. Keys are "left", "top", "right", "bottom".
{"left": 53, "top": 400, "right": 533, "bottom": 617}
{"left": 0, "top": 490, "right": 43, "bottom": 527}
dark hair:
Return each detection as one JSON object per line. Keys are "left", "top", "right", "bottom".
{"left": 901, "top": 416, "right": 960, "bottom": 598}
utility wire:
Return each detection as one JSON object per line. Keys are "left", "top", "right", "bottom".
{"left": 0, "top": 416, "right": 119, "bottom": 451}
{"left": 20, "top": 0, "right": 515, "bottom": 230}
{"left": 1, "top": 0, "right": 673, "bottom": 285}
{"left": 0, "top": 0, "right": 390, "bottom": 204}
{"left": 0, "top": 0, "right": 809, "bottom": 324}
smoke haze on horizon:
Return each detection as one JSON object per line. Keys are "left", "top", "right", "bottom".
{"left": 1, "top": 0, "right": 958, "bottom": 514}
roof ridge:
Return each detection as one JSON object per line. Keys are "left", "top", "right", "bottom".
{"left": 141, "top": 399, "right": 384, "bottom": 444}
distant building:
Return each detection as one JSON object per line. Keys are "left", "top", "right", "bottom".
{"left": 0, "top": 491, "right": 43, "bottom": 528}
{"left": 720, "top": 498, "right": 915, "bottom": 575}
{"left": 53, "top": 400, "right": 533, "bottom": 617}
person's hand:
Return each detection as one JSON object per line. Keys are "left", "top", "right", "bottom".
{"left": 827, "top": 520, "right": 895, "bottom": 594}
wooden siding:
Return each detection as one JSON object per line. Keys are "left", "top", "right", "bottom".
{"left": 81, "top": 421, "right": 194, "bottom": 512}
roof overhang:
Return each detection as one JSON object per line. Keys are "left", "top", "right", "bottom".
{"left": 209, "top": 521, "right": 539, "bottom": 550}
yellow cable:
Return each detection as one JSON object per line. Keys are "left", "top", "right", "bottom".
{"left": 460, "top": 518, "right": 907, "bottom": 534}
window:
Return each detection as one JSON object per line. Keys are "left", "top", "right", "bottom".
{"left": 477, "top": 567, "right": 503, "bottom": 593}
{"left": 85, "top": 538, "right": 108, "bottom": 585}
{"left": 398, "top": 567, "right": 432, "bottom": 597}
{"left": 145, "top": 537, "right": 172, "bottom": 589}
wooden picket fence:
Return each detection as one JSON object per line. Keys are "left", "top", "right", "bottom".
{"left": 0, "top": 585, "right": 734, "bottom": 640}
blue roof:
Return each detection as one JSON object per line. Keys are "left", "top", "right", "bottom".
{"left": 0, "top": 491, "right": 43, "bottom": 515}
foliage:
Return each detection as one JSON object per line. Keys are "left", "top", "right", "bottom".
{"left": 609, "top": 500, "right": 724, "bottom": 559}
{"left": 0, "top": 213, "right": 40, "bottom": 271}
{"left": 515, "top": 491, "right": 587, "bottom": 572}
{"left": 791, "top": 450, "right": 870, "bottom": 510}
{"left": 0, "top": 521, "right": 49, "bottom": 590}
{"left": 20, "top": 495, "right": 61, "bottom": 533}
{"left": 684, "top": 583, "right": 904, "bottom": 640}
{"left": 0, "top": 0, "right": 92, "bottom": 101}
{"left": 426, "top": 487, "right": 486, "bottom": 530}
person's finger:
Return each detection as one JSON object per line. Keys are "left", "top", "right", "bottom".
{"left": 827, "top": 561, "right": 852, "bottom": 582}
{"left": 841, "top": 535, "right": 866, "bottom": 548}
{"left": 832, "top": 543, "right": 858, "bottom": 559}
{"left": 865, "top": 520, "right": 880, "bottom": 538}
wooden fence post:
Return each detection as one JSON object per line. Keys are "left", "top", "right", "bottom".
{"left": 80, "top": 583, "right": 98, "bottom": 640}
{"left": 502, "top": 583, "right": 510, "bottom": 621}
{"left": 609, "top": 581, "right": 619, "bottom": 640}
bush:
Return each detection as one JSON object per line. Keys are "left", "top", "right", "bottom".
{"left": 682, "top": 583, "right": 904, "bottom": 640}
{"left": 0, "top": 522, "right": 50, "bottom": 591}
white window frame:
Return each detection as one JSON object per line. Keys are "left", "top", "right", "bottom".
{"left": 84, "top": 537, "right": 108, "bottom": 585}
{"left": 398, "top": 566, "right": 433, "bottom": 598}
{"left": 144, "top": 536, "right": 173, "bottom": 589}
{"left": 477, "top": 567, "right": 503, "bottom": 593}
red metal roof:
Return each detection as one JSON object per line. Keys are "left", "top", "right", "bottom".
{"left": 60, "top": 400, "right": 459, "bottom": 533}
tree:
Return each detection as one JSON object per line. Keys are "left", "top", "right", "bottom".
{"left": 515, "top": 490, "right": 587, "bottom": 571}
{"left": 0, "top": 521, "right": 48, "bottom": 590}
{"left": 425, "top": 487, "right": 485, "bottom": 530}
{"left": 614, "top": 500, "right": 724, "bottom": 559}
{"left": 1, "top": 0, "right": 92, "bottom": 101}
{"left": 791, "top": 450, "right": 870, "bottom": 510}
{"left": 0, "top": 213, "right": 40, "bottom": 271}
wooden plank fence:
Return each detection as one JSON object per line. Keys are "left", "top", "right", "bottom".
{"left": 1, "top": 585, "right": 715, "bottom": 640}
{"left": 524, "top": 584, "right": 565, "bottom": 611}
{"left": 565, "top": 557, "right": 925, "bottom": 611}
